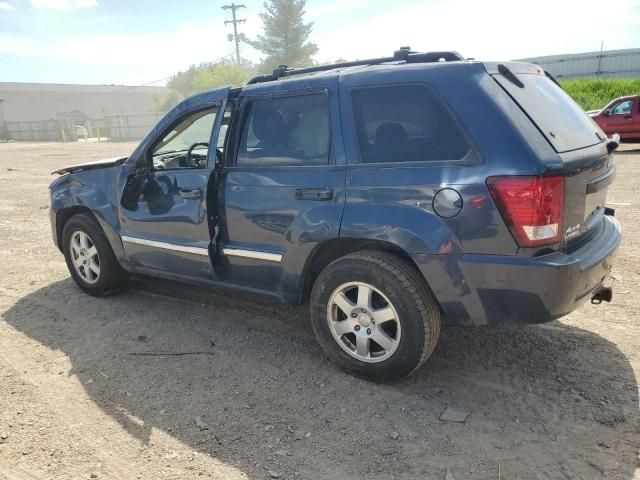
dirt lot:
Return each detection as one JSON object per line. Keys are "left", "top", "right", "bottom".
{"left": 0, "top": 141, "right": 638, "bottom": 480}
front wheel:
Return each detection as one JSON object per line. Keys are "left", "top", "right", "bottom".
{"left": 62, "top": 214, "right": 129, "bottom": 296}
{"left": 310, "top": 250, "right": 441, "bottom": 381}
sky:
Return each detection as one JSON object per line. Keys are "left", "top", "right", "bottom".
{"left": 0, "top": 0, "right": 639, "bottom": 86}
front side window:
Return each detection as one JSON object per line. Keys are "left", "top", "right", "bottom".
{"left": 351, "top": 84, "right": 470, "bottom": 164}
{"left": 237, "top": 93, "right": 330, "bottom": 167}
{"left": 151, "top": 107, "right": 217, "bottom": 170}
{"left": 611, "top": 100, "right": 632, "bottom": 116}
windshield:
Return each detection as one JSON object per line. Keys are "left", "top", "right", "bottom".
{"left": 154, "top": 109, "right": 216, "bottom": 155}
{"left": 495, "top": 73, "right": 606, "bottom": 153}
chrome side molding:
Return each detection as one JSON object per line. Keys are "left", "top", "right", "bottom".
{"left": 121, "top": 236, "right": 209, "bottom": 256}
{"left": 221, "top": 248, "right": 282, "bottom": 262}
{"left": 121, "top": 236, "right": 282, "bottom": 262}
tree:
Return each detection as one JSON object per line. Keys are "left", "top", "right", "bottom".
{"left": 191, "top": 62, "right": 253, "bottom": 92}
{"left": 154, "top": 60, "right": 254, "bottom": 111}
{"left": 248, "top": 0, "right": 318, "bottom": 73}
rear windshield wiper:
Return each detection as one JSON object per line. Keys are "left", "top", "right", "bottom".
{"left": 498, "top": 64, "right": 524, "bottom": 88}
{"left": 544, "top": 70, "right": 562, "bottom": 89}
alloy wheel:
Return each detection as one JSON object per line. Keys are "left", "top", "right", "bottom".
{"left": 69, "top": 230, "right": 100, "bottom": 284}
{"left": 327, "top": 282, "right": 401, "bottom": 363}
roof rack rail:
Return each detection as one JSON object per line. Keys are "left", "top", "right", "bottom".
{"left": 247, "top": 47, "right": 464, "bottom": 84}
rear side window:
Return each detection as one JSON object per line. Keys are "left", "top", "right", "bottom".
{"left": 351, "top": 84, "right": 470, "bottom": 164}
{"left": 237, "top": 93, "right": 330, "bottom": 167}
{"left": 495, "top": 73, "right": 604, "bottom": 153}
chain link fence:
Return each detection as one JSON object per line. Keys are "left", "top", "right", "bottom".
{"left": 2, "top": 112, "right": 164, "bottom": 142}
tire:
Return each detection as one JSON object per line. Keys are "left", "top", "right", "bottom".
{"left": 62, "top": 213, "right": 129, "bottom": 297}
{"left": 310, "top": 250, "right": 440, "bottom": 381}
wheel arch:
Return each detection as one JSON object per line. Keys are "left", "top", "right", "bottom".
{"left": 297, "top": 238, "right": 426, "bottom": 304}
{"left": 55, "top": 206, "right": 125, "bottom": 260}
{"left": 55, "top": 206, "right": 95, "bottom": 252}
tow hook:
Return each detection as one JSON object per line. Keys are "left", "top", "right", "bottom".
{"left": 591, "top": 286, "right": 613, "bottom": 305}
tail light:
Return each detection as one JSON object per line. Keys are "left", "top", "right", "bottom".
{"left": 487, "top": 175, "right": 564, "bottom": 247}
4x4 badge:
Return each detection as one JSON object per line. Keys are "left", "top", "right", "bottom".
{"left": 565, "top": 223, "right": 582, "bottom": 239}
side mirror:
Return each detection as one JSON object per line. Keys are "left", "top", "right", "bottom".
{"left": 603, "top": 109, "right": 612, "bottom": 117}
{"left": 607, "top": 133, "right": 620, "bottom": 154}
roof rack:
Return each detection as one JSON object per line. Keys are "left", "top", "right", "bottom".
{"left": 247, "top": 47, "right": 464, "bottom": 84}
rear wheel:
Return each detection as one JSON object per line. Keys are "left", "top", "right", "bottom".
{"left": 62, "top": 214, "right": 128, "bottom": 296}
{"left": 310, "top": 250, "right": 440, "bottom": 381}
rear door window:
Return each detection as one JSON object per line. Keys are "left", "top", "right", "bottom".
{"left": 494, "top": 73, "right": 604, "bottom": 153}
{"left": 236, "top": 93, "right": 330, "bottom": 167}
{"left": 351, "top": 84, "right": 471, "bottom": 163}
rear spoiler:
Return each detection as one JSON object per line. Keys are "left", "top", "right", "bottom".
{"left": 485, "top": 61, "right": 562, "bottom": 90}
{"left": 483, "top": 61, "right": 545, "bottom": 75}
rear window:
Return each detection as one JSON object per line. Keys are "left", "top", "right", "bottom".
{"left": 495, "top": 73, "right": 605, "bottom": 153}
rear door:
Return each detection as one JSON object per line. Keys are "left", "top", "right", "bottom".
{"left": 491, "top": 64, "right": 614, "bottom": 247}
{"left": 216, "top": 79, "right": 346, "bottom": 294}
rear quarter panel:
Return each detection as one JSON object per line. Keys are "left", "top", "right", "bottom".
{"left": 336, "top": 62, "right": 570, "bottom": 325}
{"left": 338, "top": 62, "right": 560, "bottom": 256}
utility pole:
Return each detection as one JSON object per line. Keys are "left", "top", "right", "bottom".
{"left": 222, "top": 3, "right": 246, "bottom": 65}
{"left": 597, "top": 40, "right": 604, "bottom": 77}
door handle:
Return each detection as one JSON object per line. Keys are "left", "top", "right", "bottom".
{"left": 295, "top": 188, "right": 334, "bottom": 201}
{"left": 179, "top": 188, "right": 202, "bottom": 199}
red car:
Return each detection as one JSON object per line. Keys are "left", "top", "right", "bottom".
{"left": 588, "top": 95, "right": 640, "bottom": 140}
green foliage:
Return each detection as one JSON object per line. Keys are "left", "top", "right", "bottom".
{"left": 191, "top": 62, "right": 253, "bottom": 92}
{"left": 561, "top": 78, "right": 640, "bottom": 111}
{"left": 247, "top": 0, "right": 318, "bottom": 73}
{"left": 153, "top": 90, "right": 182, "bottom": 113}
{"left": 154, "top": 60, "right": 254, "bottom": 111}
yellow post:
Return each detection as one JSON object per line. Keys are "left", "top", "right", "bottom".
{"left": 83, "top": 129, "right": 88, "bottom": 141}
{"left": 61, "top": 129, "right": 66, "bottom": 143}
{"left": 97, "top": 127, "right": 101, "bottom": 142}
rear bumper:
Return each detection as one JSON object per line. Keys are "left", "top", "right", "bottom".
{"left": 414, "top": 215, "right": 622, "bottom": 326}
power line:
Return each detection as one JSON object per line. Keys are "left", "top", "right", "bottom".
{"left": 222, "top": 3, "right": 246, "bottom": 65}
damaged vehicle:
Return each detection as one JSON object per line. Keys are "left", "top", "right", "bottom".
{"left": 49, "top": 48, "right": 622, "bottom": 380}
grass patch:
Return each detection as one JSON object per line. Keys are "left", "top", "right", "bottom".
{"left": 560, "top": 78, "right": 640, "bottom": 111}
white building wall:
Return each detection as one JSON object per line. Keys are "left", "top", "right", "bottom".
{"left": 516, "top": 48, "right": 640, "bottom": 79}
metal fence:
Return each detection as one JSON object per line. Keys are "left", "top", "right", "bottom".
{"left": 105, "top": 113, "right": 163, "bottom": 141}
{"left": 2, "top": 112, "right": 164, "bottom": 142}
{"left": 5, "top": 119, "right": 74, "bottom": 142}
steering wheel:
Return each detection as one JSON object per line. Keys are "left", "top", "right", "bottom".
{"left": 186, "top": 142, "right": 209, "bottom": 167}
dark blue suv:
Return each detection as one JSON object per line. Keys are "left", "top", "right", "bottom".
{"left": 49, "top": 49, "right": 622, "bottom": 380}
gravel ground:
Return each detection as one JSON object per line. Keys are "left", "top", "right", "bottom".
{"left": 0, "top": 141, "right": 638, "bottom": 480}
